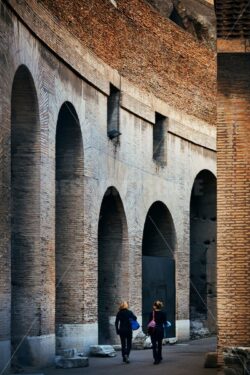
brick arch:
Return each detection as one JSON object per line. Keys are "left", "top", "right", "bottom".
{"left": 11, "top": 64, "right": 41, "bottom": 364}
{"left": 55, "top": 101, "right": 84, "bottom": 351}
{"left": 190, "top": 169, "right": 217, "bottom": 338}
{"left": 142, "top": 201, "right": 176, "bottom": 337}
{"left": 98, "top": 186, "right": 129, "bottom": 345}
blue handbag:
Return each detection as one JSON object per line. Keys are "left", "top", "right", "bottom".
{"left": 130, "top": 318, "right": 140, "bottom": 330}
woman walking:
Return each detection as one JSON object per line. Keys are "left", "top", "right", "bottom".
{"left": 115, "top": 301, "right": 137, "bottom": 363}
{"left": 148, "top": 300, "right": 167, "bottom": 365}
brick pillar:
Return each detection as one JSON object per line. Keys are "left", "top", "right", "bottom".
{"left": 10, "top": 65, "right": 45, "bottom": 367}
{"left": 9, "top": 65, "right": 56, "bottom": 368}
{"left": 0, "top": 11, "right": 11, "bottom": 370}
{"left": 217, "top": 54, "right": 250, "bottom": 361}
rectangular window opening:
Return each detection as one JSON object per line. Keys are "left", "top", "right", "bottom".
{"left": 107, "top": 84, "right": 121, "bottom": 140}
{"left": 153, "top": 112, "right": 168, "bottom": 165}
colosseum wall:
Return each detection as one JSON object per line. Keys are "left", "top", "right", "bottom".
{"left": 0, "top": 0, "right": 216, "bottom": 369}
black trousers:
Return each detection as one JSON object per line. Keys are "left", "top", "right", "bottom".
{"left": 151, "top": 331, "right": 164, "bottom": 361}
{"left": 119, "top": 333, "right": 132, "bottom": 358}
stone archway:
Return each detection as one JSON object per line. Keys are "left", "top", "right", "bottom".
{"left": 190, "top": 169, "right": 217, "bottom": 338}
{"left": 142, "top": 201, "right": 176, "bottom": 338}
{"left": 55, "top": 102, "right": 84, "bottom": 352}
{"left": 98, "top": 187, "right": 129, "bottom": 344}
{"left": 11, "top": 65, "right": 41, "bottom": 365}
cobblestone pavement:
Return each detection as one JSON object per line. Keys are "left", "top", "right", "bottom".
{"left": 43, "top": 337, "right": 218, "bottom": 375}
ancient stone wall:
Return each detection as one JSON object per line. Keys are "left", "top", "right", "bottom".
{"left": 146, "top": 0, "right": 216, "bottom": 47}
{"left": 20, "top": 0, "right": 216, "bottom": 125}
{"left": 0, "top": 0, "right": 216, "bottom": 370}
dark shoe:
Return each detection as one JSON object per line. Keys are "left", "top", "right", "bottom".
{"left": 153, "top": 360, "right": 160, "bottom": 365}
{"left": 123, "top": 355, "right": 130, "bottom": 363}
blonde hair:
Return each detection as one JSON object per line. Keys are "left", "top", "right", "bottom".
{"left": 153, "top": 300, "right": 163, "bottom": 310}
{"left": 119, "top": 301, "right": 129, "bottom": 310}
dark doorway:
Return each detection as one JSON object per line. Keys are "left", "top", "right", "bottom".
{"left": 98, "top": 187, "right": 129, "bottom": 344}
{"left": 190, "top": 170, "right": 217, "bottom": 338}
{"left": 55, "top": 102, "right": 84, "bottom": 351}
{"left": 11, "top": 65, "right": 40, "bottom": 364}
{"left": 142, "top": 201, "right": 176, "bottom": 338}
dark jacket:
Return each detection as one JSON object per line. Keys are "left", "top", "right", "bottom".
{"left": 115, "top": 309, "right": 137, "bottom": 335}
{"left": 148, "top": 310, "right": 167, "bottom": 336}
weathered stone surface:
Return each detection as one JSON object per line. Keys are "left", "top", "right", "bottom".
{"left": 89, "top": 345, "right": 116, "bottom": 357}
{"left": 55, "top": 356, "right": 89, "bottom": 368}
{"left": 147, "top": 0, "right": 216, "bottom": 48}
{"left": 132, "top": 332, "right": 147, "bottom": 350}
{"left": 112, "top": 345, "right": 121, "bottom": 351}
{"left": 190, "top": 318, "right": 210, "bottom": 339}
{"left": 146, "top": 0, "right": 174, "bottom": 17}
{"left": 143, "top": 336, "right": 153, "bottom": 349}
{"left": 222, "top": 347, "right": 250, "bottom": 375}
{"left": 168, "top": 338, "right": 177, "bottom": 345}
{"left": 57, "top": 348, "right": 78, "bottom": 359}
{"left": 172, "top": 0, "right": 215, "bottom": 45}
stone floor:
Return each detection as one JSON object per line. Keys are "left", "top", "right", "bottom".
{"left": 41, "top": 337, "right": 218, "bottom": 375}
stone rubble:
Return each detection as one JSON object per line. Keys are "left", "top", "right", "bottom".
{"left": 55, "top": 348, "right": 89, "bottom": 368}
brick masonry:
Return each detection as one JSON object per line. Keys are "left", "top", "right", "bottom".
{"left": 10, "top": 0, "right": 216, "bottom": 125}
{"left": 217, "top": 53, "right": 250, "bottom": 363}
{"left": 0, "top": 0, "right": 216, "bottom": 370}
{"left": 11, "top": 64, "right": 42, "bottom": 362}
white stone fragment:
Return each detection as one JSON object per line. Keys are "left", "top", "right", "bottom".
{"left": 55, "top": 355, "right": 89, "bottom": 368}
{"left": 89, "top": 345, "right": 116, "bottom": 357}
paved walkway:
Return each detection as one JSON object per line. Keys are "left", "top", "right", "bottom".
{"left": 44, "top": 337, "right": 217, "bottom": 375}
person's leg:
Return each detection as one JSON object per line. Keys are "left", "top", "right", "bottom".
{"left": 157, "top": 336, "right": 163, "bottom": 361}
{"left": 122, "top": 335, "right": 130, "bottom": 363}
{"left": 127, "top": 333, "right": 132, "bottom": 358}
{"left": 151, "top": 335, "right": 158, "bottom": 363}
{"left": 120, "top": 334, "right": 126, "bottom": 361}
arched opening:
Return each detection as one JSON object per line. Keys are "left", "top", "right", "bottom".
{"left": 98, "top": 187, "right": 129, "bottom": 344}
{"left": 55, "top": 102, "right": 84, "bottom": 352}
{"left": 142, "top": 201, "right": 176, "bottom": 338}
{"left": 190, "top": 170, "right": 217, "bottom": 338}
{"left": 11, "top": 65, "right": 41, "bottom": 364}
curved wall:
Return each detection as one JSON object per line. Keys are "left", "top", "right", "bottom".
{"left": 0, "top": 0, "right": 216, "bottom": 370}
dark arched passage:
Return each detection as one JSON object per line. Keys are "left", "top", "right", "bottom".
{"left": 98, "top": 187, "right": 129, "bottom": 344}
{"left": 190, "top": 170, "right": 217, "bottom": 338}
{"left": 11, "top": 65, "right": 41, "bottom": 364}
{"left": 142, "top": 201, "right": 176, "bottom": 337}
{"left": 55, "top": 102, "right": 84, "bottom": 351}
